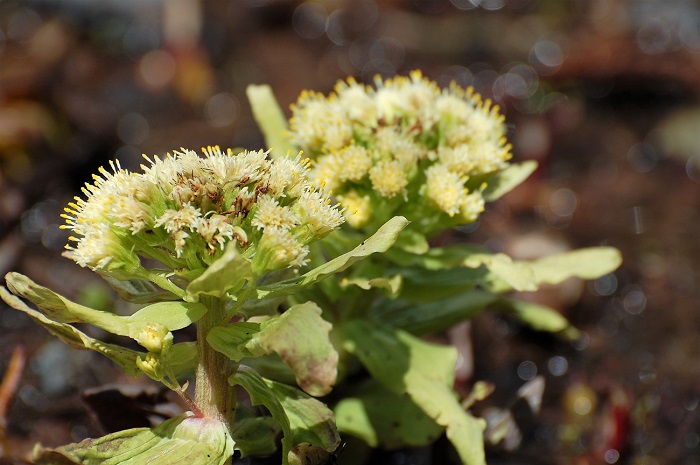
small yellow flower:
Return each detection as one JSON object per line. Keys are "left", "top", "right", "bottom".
{"left": 425, "top": 164, "right": 467, "bottom": 217}
{"left": 173, "top": 230, "right": 190, "bottom": 258}
{"left": 251, "top": 195, "right": 300, "bottom": 231}
{"left": 460, "top": 191, "right": 486, "bottom": 223}
{"left": 310, "top": 153, "right": 343, "bottom": 193}
{"left": 438, "top": 145, "right": 475, "bottom": 175}
{"left": 266, "top": 154, "right": 311, "bottom": 198}
{"left": 337, "top": 145, "right": 373, "bottom": 183}
{"left": 253, "top": 226, "right": 309, "bottom": 274}
{"left": 136, "top": 353, "right": 164, "bottom": 380}
{"left": 369, "top": 160, "right": 407, "bottom": 198}
{"left": 337, "top": 190, "right": 371, "bottom": 229}
{"left": 197, "top": 214, "right": 236, "bottom": 251}
{"left": 335, "top": 78, "right": 377, "bottom": 125}
{"left": 469, "top": 139, "right": 512, "bottom": 174}
{"left": 134, "top": 322, "right": 173, "bottom": 354}
{"left": 155, "top": 204, "right": 203, "bottom": 233}
{"left": 294, "top": 189, "right": 346, "bottom": 239}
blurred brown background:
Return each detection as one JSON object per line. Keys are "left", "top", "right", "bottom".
{"left": 1, "top": 1, "right": 699, "bottom": 464}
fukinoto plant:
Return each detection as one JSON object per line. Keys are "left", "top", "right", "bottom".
{"left": 3, "top": 70, "right": 621, "bottom": 465}
{"left": 247, "top": 71, "right": 622, "bottom": 465}
{"left": 1, "top": 147, "right": 412, "bottom": 464}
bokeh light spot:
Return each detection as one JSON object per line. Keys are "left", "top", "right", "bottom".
{"left": 517, "top": 360, "right": 537, "bottom": 380}
{"left": 530, "top": 39, "right": 563, "bottom": 75}
{"left": 604, "top": 449, "right": 620, "bottom": 464}
{"left": 622, "top": 287, "right": 647, "bottom": 315}
{"left": 293, "top": 3, "right": 328, "bottom": 40}
{"left": 590, "top": 273, "right": 618, "bottom": 296}
{"left": 637, "top": 17, "right": 673, "bottom": 55}
{"left": 573, "top": 396, "right": 592, "bottom": 415}
{"left": 138, "top": 49, "right": 176, "bottom": 90}
{"left": 547, "top": 356, "right": 568, "bottom": 377}
{"left": 205, "top": 92, "right": 240, "bottom": 128}
{"left": 549, "top": 188, "right": 577, "bottom": 217}
{"left": 117, "top": 113, "right": 149, "bottom": 145}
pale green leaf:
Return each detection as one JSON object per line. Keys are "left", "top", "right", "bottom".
{"left": 258, "top": 302, "right": 337, "bottom": 396}
{"left": 344, "top": 321, "right": 486, "bottom": 465}
{"left": 0, "top": 286, "right": 142, "bottom": 376}
{"left": 340, "top": 275, "right": 403, "bottom": 297}
{"left": 334, "top": 380, "right": 444, "bottom": 449}
{"left": 271, "top": 380, "right": 340, "bottom": 453}
{"left": 373, "top": 290, "right": 498, "bottom": 335}
{"left": 463, "top": 246, "right": 622, "bottom": 293}
{"left": 482, "top": 160, "right": 537, "bottom": 201}
{"left": 126, "top": 301, "right": 207, "bottom": 337}
{"left": 5, "top": 272, "right": 207, "bottom": 339}
{"left": 256, "top": 216, "right": 410, "bottom": 299}
{"left": 102, "top": 276, "right": 175, "bottom": 304}
{"left": 230, "top": 367, "right": 339, "bottom": 465}
{"left": 395, "top": 267, "right": 484, "bottom": 302}
{"left": 33, "top": 413, "right": 234, "bottom": 465}
{"left": 496, "top": 298, "right": 579, "bottom": 339}
{"left": 231, "top": 415, "right": 281, "bottom": 457}
{"left": 528, "top": 247, "right": 623, "bottom": 284}
{"left": 463, "top": 253, "right": 538, "bottom": 292}
{"left": 5, "top": 272, "right": 130, "bottom": 335}
{"left": 385, "top": 242, "right": 485, "bottom": 270}
{"left": 246, "top": 84, "right": 293, "bottom": 157}
{"left": 207, "top": 321, "right": 262, "bottom": 361}
{"left": 169, "top": 342, "right": 197, "bottom": 377}
{"left": 185, "top": 243, "right": 253, "bottom": 302}
{"left": 209, "top": 303, "right": 338, "bottom": 396}
{"left": 230, "top": 366, "right": 293, "bottom": 465}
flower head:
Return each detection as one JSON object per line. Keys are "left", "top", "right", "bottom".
{"left": 135, "top": 322, "right": 173, "bottom": 354}
{"left": 287, "top": 71, "right": 512, "bottom": 235}
{"left": 61, "top": 147, "right": 344, "bottom": 279}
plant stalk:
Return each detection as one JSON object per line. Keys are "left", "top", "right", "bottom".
{"left": 195, "top": 297, "right": 236, "bottom": 433}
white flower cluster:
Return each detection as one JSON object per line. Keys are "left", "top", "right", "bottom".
{"left": 62, "top": 147, "right": 344, "bottom": 275}
{"left": 288, "top": 71, "right": 512, "bottom": 231}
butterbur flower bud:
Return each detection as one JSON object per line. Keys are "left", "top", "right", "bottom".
{"left": 134, "top": 323, "right": 173, "bottom": 354}
{"left": 136, "top": 353, "right": 164, "bottom": 381}
{"left": 252, "top": 226, "right": 308, "bottom": 274}
{"left": 288, "top": 71, "right": 511, "bottom": 236}
{"left": 60, "top": 147, "right": 344, "bottom": 283}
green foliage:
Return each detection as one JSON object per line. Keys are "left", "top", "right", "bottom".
{"left": 32, "top": 414, "right": 234, "bottom": 465}
{"left": 230, "top": 367, "right": 340, "bottom": 465}
{"left": 208, "top": 302, "right": 338, "bottom": 396}
{"left": 0, "top": 286, "right": 143, "bottom": 377}
{"left": 185, "top": 242, "right": 253, "bottom": 302}
{"left": 5, "top": 272, "right": 207, "bottom": 338}
{"left": 481, "top": 160, "right": 538, "bottom": 201}
{"left": 256, "top": 216, "right": 410, "bottom": 300}
{"left": 334, "top": 380, "right": 445, "bottom": 448}
{"left": 344, "top": 321, "right": 486, "bottom": 465}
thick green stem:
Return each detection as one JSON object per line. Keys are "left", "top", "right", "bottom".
{"left": 195, "top": 297, "right": 236, "bottom": 433}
